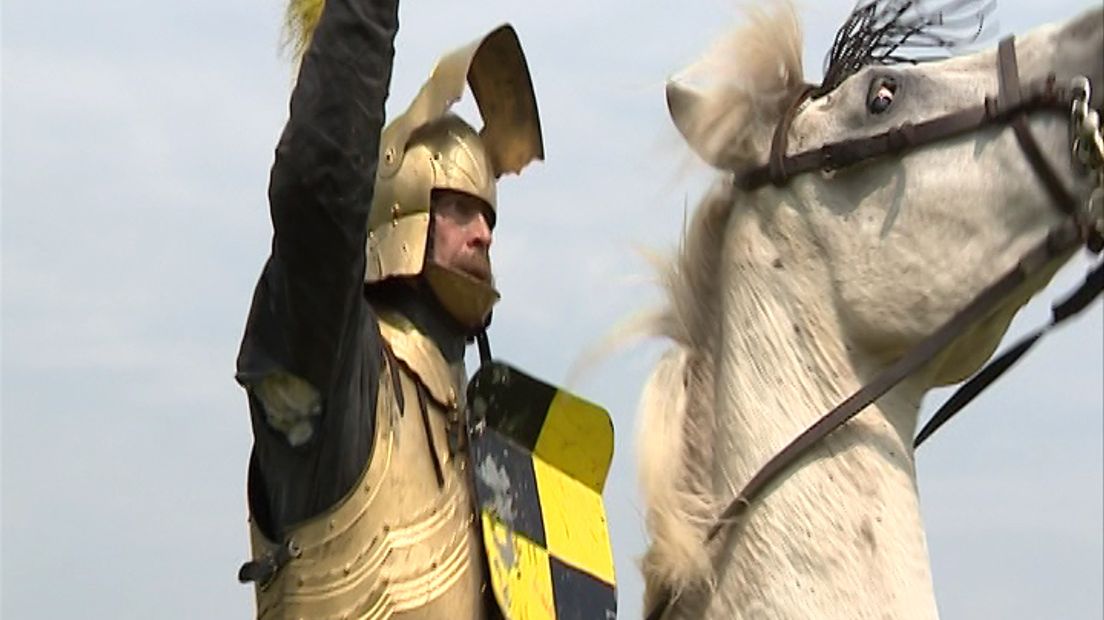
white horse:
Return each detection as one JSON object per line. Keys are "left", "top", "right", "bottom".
{"left": 637, "top": 3, "right": 1103, "bottom": 618}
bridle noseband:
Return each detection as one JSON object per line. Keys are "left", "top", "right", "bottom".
{"left": 646, "top": 35, "right": 1103, "bottom": 620}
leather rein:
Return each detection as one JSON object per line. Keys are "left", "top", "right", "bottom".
{"left": 646, "top": 35, "right": 1104, "bottom": 620}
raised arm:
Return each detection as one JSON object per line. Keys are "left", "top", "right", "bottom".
{"left": 239, "top": 0, "right": 398, "bottom": 394}
{"left": 236, "top": 0, "right": 399, "bottom": 532}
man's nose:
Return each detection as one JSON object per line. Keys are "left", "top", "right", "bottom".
{"left": 468, "top": 214, "right": 492, "bottom": 249}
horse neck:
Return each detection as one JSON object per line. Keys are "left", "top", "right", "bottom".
{"left": 700, "top": 203, "right": 939, "bottom": 619}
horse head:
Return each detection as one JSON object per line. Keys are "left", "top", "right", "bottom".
{"left": 667, "top": 4, "right": 1102, "bottom": 387}
{"left": 641, "top": 5, "right": 1102, "bottom": 618}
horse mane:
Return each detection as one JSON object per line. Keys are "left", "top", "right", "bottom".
{"left": 638, "top": 4, "right": 805, "bottom": 599}
{"left": 638, "top": 182, "right": 732, "bottom": 603}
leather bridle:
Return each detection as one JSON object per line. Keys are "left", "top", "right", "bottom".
{"left": 646, "top": 35, "right": 1103, "bottom": 620}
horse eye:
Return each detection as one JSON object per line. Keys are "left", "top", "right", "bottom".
{"left": 867, "top": 78, "right": 897, "bottom": 115}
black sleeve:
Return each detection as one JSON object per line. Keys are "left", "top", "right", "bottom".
{"left": 236, "top": 0, "right": 400, "bottom": 536}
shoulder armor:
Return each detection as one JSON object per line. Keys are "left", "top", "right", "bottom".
{"left": 377, "top": 311, "right": 459, "bottom": 409}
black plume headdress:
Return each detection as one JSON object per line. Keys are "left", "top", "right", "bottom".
{"left": 817, "top": 0, "right": 996, "bottom": 95}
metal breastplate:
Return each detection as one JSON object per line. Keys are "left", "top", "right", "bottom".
{"left": 247, "top": 314, "right": 484, "bottom": 620}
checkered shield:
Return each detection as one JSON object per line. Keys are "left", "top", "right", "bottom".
{"left": 467, "top": 362, "right": 617, "bottom": 620}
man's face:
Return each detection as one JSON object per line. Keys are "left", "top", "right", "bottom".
{"left": 430, "top": 190, "right": 494, "bottom": 284}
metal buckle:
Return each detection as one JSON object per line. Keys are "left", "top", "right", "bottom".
{"left": 238, "top": 538, "right": 301, "bottom": 591}
{"left": 1070, "top": 77, "right": 1103, "bottom": 171}
{"left": 1069, "top": 76, "right": 1104, "bottom": 244}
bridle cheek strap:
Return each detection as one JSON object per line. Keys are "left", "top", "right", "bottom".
{"left": 999, "top": 37, "right": 1082, "bottom": 220}
{"left": 769, "top": 85, "right": 816, "bottom": 186}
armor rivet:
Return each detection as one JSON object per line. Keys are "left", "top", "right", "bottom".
{"left": 401, "top": 242, "right": 408, "bottom": 254}
{"left": 328, "top": 519, "right": 336, "bottom": 531}
{"left": 385, "top": 148, "right": 395, "bottom": 165}
{"left": 344, "top": 563, "right": 351, "bottom": 575}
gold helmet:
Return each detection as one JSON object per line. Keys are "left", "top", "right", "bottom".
{"left": 366, "top": 24, "right": 544, "bottom": 328}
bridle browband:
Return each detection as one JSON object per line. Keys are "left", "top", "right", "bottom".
{"left": 742, "top": 39, "right": 1088, "bottom": 224}
{"left": 646, "top": 35, "right": 1103, "bottom": 620}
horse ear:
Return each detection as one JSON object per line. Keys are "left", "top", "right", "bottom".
{"left": 666, "top": 80, "right": 748, "bottom": 170}
{"left": 667, "top": 81, "right": 714, "bottom": 166}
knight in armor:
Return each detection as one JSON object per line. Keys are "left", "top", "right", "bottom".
{"left": 234, "top": 0, "right": 543, "bottom": 616}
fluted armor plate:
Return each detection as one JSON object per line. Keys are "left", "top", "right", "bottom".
{"left": 247, "top": 313, "right": 484, "bottom": 619}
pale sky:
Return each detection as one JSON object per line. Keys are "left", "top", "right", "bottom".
{"left": 2, "top": 1, "right": 1101, "bottom": 618}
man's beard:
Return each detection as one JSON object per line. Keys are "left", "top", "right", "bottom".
{"left": 452, "top": 251, "right": 493, "bottom": 285}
